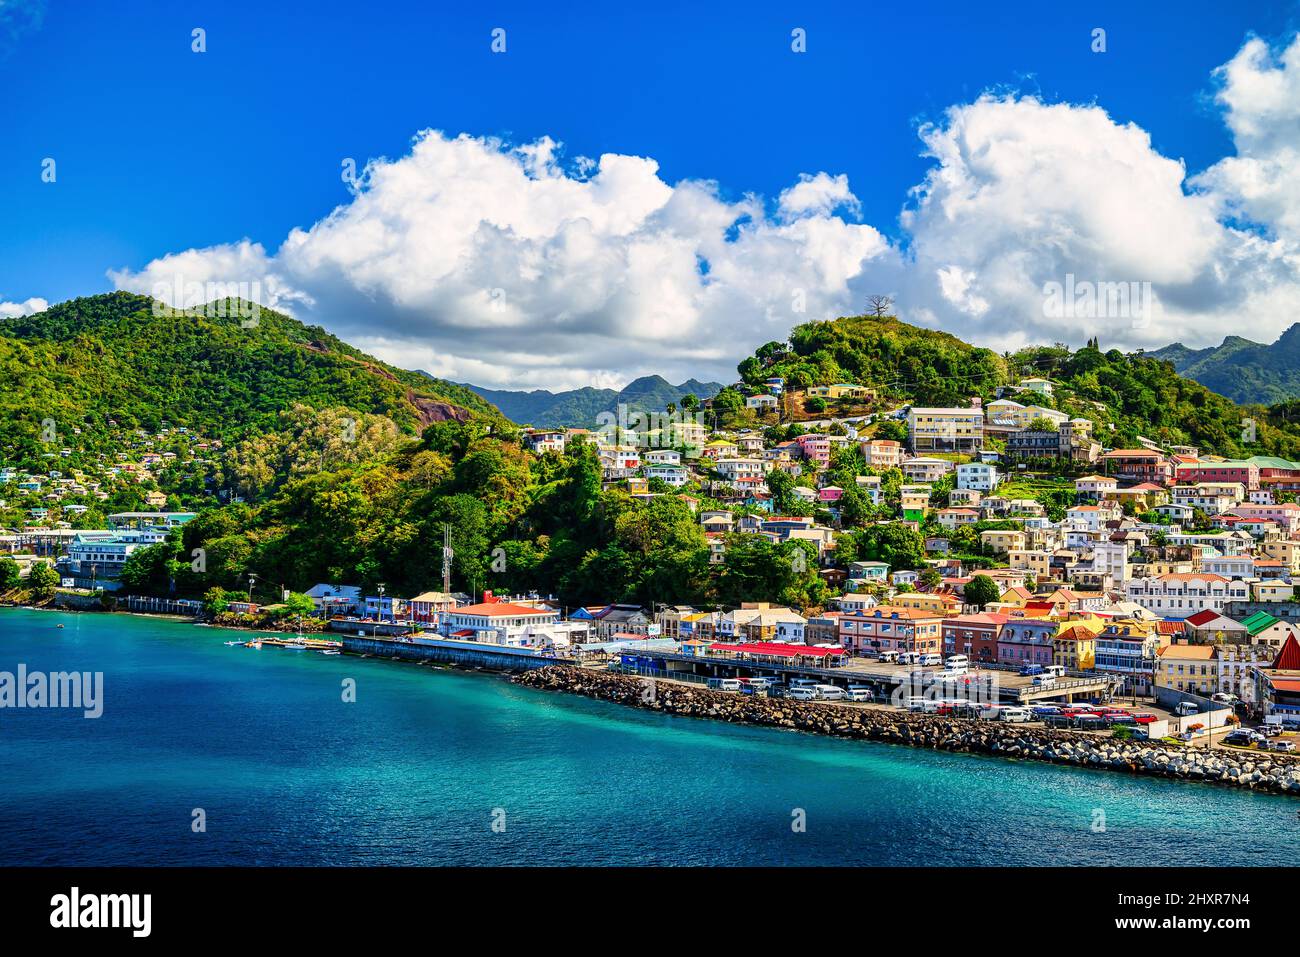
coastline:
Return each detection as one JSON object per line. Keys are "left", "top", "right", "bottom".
{"left": 515, "top": 666, "right": 1300, "bottom": 797}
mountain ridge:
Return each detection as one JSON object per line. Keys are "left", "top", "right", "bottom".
{"left": 444, "top": 373, "right": 725, "bottom": 427}
{"left": 1149, "top": 323, "right": 1300, "bottom": 405}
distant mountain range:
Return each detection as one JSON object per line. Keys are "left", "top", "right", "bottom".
{"left": 1149, "top": 324, "right": 1300, "bottom": 405}
{"left": 443, "top": 375, "right": 725, "bottom": 427}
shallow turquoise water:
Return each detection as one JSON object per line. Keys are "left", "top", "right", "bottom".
{"left": 0, "top": 607, "right": 1294, "bottom": 865}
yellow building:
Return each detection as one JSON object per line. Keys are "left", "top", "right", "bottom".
{"left": 1156, "top": 644, "right": 1219, "bottom": 696}
{"left": 1008, "top": 549, "right": 1052, "bottom": 580}
{"left": 1054, "top": 625, "right": 1098, "bottom": 671}
{"left": 1258, "top": 538, "right": 1300, "bottom": 572}
{"left": 907, "top": 407, "right": 985, "bottom": 454}
{"left": 980, "top": 529, "right": 1027, "bottom": 555}
{"left": 893, "top": 591, "right": 962, "bottom": 616}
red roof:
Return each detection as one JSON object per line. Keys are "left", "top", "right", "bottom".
{"left": 1272, "top": 634, "right": 1300, "bottom": 671}
{"left": 1156, "top": 621, "right": 1186, "bottom": 635}
{"left": 1185, "top": 609, "right": 1220, "bottom": 626}
{"left": 709, "top": 642, "right": 844, "bottom": 658}
{"left": 1271, "top": 679, "right": 1300, "bottom": 693}
{"left": 453, "top": 601, "right": 555, "bottom": 618}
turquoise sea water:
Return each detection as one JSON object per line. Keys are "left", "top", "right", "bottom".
{"left": 0, "top": 607, "right": 1294, "bottom": 866}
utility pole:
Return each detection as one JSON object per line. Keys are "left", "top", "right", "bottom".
{"left": 442, "top": 523, "right": 453, "bottom": 598}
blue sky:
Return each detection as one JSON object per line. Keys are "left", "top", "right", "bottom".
{"left": 4, "top": 0, "right": 1300, "bottom": 388}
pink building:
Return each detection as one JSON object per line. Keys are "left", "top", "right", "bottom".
{"left": 1174, "top": 462, "right": 1259, "bottom": 490}
{"left": 796, "top": 434, "right": 832, "bottom": 468}
{"left": 1224, "top": 503, "right": 1300, "bottom": 534}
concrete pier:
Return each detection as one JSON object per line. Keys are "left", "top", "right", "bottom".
{"left": 342, "top": 634, "right": 569, "bottom": 671}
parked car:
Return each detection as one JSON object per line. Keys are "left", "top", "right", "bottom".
{"left": 875, "top": 650, "right": 899, "bottom": 663}
{"left": 1269, "top": 739, "right": 1296, "bottom": 753}
{"left": 1175, "top": 701, "right": 1200, "bottom": 717}
{"left": 845, "top": 687, "right": 873, "bottom": 702}
{"left": 707, "top": 678, "right": 742, "bottom": 693}
{"left": 1132, "top": 713, "right": 1158, "bottom": 725}
{"left": 1032, "top": 674, "right": 1056, "bottom": 687}
{"left": 1000, "top": 707, "right": 1032, "bottom": 723}
{"left": 1259, "top": 723, "right": 1284, "bottom": 737}
{"left": 917, "top": 653, "right": 943, "bottom": 667}
{"left": 814, "top": 685, "right": 846, "bottom": 701}
{"left": 1212, "top": 692, "right": 1238, "bottom": 705}
{"left": 787, "top": 687, "right": 818, "bottom": 701}
{"left": 1020, "top": 664, "right": 1044, "bottom": 676}
{"left": 1030, "top": 705, "right": 1062, "bottom": 717}
{"left": 1224, "top": 730, "right": 1257, "bottom": 747}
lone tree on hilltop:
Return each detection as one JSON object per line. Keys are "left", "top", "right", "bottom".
{"left": 867, "top": 294, "right": 894, "bottom": 318}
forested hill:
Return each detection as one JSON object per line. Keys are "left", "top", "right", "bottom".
{"left": 730, "top": 314, "right": 1300, "bottom": 459}
{"left": 1149, "top": 324, "right": 1300, "bottom": 406}
{"left": 0, "top": 292, "right": 504, "bottom": 455}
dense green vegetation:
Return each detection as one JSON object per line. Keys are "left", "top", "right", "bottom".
{"left": 738, "top": 315, "right": 1007, "bottom": 407}
{"left": 116, "top": 419, "right": 828, "bottom": 610}
{"left": 735, "top": 313, "right": 1300, "bottom": 459}
{"left": 0, "top": 292, "right": 503, "bottom": 464}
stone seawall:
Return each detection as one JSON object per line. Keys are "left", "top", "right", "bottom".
{"left": 515, "top": 667, "right": 1300, "bottom": 796}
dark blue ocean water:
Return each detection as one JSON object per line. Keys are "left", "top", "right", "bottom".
{"left": 0, "top": 608, "right": 1294, "bottom": 866}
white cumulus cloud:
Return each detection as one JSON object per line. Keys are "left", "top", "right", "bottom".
{"left": 0, "top": 296, "right": 48, "bottom": 319}
{"left": 108, "top": 29, "right": 1300, "bottom": 388}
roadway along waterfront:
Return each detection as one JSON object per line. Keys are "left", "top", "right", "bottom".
{"left": 1, "top": 608, "right": 1296, "bottom": 866}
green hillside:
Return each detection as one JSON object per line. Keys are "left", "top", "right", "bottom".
{"left": 0, "top": 292, "right": 504, "bottom": 459}
{"left": 1149, "top": 325, "right": 1300, "bottom": 405}
{"left": 737, "top": 313, "right": 1300, "bottom": 459}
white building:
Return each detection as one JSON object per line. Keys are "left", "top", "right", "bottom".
{"left": 956, "top": 462, "right": 1000, "bottom": 492}
{"left": 1124, "top": 573, "right": 1252, "bottom": 617}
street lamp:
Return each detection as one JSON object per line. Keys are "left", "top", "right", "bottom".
{"left": 247, "top": 573, "right": 257, "bottom": 604}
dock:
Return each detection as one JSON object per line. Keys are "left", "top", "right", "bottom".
{"left": 341, "top": 634, "right": 571, "bottom": 671}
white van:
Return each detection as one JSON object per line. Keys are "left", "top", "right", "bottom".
{"left": 1031, "top": 674, "right": 1056, "bottom": 687}
{"left": 917, "top": 653, "right": 942, "bottom": 667}
{"left": 789, "top": 678, "right": 820, "bottom": 691}
{"left": 788, "top": 687, "right": 818, "bottom": 701}
{"left": 897, "top": 651, "right": 921, "bottom": 665}
{"left": 903, "top": 696, "right": 927, "bottom": 712}
{"left": 814, "top": 685, "right": 846, "bottom": 701}
{"left": 1175, "top": 701, "right": 1200, "bottom": 717}
{"left": 875, "top": 650, "right": 899, "bottom": 663}
{"left": 945, "top": 655, "right": 969, "bottom": 670}
{"left": 1043, "top": 665, "right": 1066, "bottom": 679}
{"left": 1000, "top": 707, "right": 1032, "bottom": 723}
{"left": 845, "top": 687, "right": 873, "bottom": 702}
{"left": 707, "top": 678, "right": 742, "bottom": 693}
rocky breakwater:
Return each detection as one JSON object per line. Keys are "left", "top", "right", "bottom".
{"left": 515, "top": 667, "right": 1300, "bottom": 796}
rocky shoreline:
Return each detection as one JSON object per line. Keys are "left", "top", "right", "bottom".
{"left": 515, "top": 666, "right": 1300, "bottom": 797}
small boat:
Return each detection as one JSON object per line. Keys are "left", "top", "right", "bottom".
{"left": 56, "top": 624, "right": 65, "bottom": 629}
{"left": 318, "top": 649, "right": 340, "bottom": 656}
{"left": 245, "top": 640, "right": 262, "bottom": 649}
{"left": 223, "top": 641, "right": 241, "bottom": 647}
